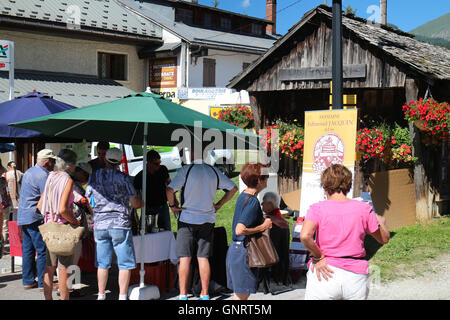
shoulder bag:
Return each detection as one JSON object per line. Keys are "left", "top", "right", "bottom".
{"left": 243, "top": 195, "right": 279, "bottom": 268}
{"left": 38, "top": 177, "right": 85, "bottom": 256}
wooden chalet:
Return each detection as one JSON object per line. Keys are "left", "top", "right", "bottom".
{"left": 228, "top": 5, "right": 450, "bottom": 220}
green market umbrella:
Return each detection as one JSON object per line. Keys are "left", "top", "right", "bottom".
{"left": 10, "top": 92, "right": 259, "bottom": 298}
{"left": 9, "top": 92, "right": 257, "bottom": 146}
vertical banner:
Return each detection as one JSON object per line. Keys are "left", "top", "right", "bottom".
{"left": 299, "top": 109, "right": 358, "bottom": 217}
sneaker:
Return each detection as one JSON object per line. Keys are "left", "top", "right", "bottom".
{"left": 199, "top": 295, "right": 210, "bottom": 300}
{"left": 176, "top": 295, "right": 188, "bottom": 300}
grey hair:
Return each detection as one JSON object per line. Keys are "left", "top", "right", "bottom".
{"left": 263, "top": 191, "right": 280, "bottom": 208}
{"left": 54, "top": 149, "right": 77, "bottom": 171}
{"left": 36, "top": 158, "right": 50, "bottom": 166}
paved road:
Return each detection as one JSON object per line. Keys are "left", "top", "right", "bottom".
{"left": 2, "top": 247, "right": 448, "bottom": 301}
{"left": 0, "top": 248, "right": 306, "bottom": 300}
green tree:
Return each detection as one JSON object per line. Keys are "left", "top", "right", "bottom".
{"left": 344, "top": 5, "right": 357, "bottom": 16}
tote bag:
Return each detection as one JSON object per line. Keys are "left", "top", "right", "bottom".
{"left": 243, "top": 195, "right": 279, "bottom": 268}
{"left": 38, "top": 178, "right": 84, "bottom": 256}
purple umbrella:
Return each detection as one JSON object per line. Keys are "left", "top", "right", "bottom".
{"left": 0, "top": 91, "right": 76, "bottom": 141}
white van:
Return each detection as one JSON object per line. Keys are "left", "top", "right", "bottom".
{"left": 90, "top": 142, "right": 235, "bottom": 179}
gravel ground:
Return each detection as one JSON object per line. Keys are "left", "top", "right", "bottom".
{"left": 1, "top": 252, "right": 449, "bottom": 300}
{"left": 367, "top": 253, "right": 450, "bottom": 300}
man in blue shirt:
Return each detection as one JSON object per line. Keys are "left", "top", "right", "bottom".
{"left": 167, "top": 147, "right": 237, "bottom": 300}
{"left": 86, "top": 148, "right": 144, "bottom": 300}
{"left": 17, "top": 149, "right": 56, "bottom": 290}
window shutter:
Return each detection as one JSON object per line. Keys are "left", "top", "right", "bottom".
{"left": 203, "top": 58, "right": 216, "bottom": 87}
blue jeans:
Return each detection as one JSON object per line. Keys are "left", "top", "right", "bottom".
{"left": 94, "top": 229, "right": 136, "bottom": 270}
{"left": 21, "top": 220, "right": 47, "bottom": 287}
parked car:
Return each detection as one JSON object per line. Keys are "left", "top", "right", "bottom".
{"left": 90, "top": 142, "right": 235, "bottom": 179}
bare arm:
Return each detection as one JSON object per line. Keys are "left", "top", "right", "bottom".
{"left": 300, "top": 220, "right": 323, "bottom": 259}
{"left": 300, "top": 219, "right": 334, "bottom": 281}
{"left": 235, "top": 218, "right": 272, "bottom": 237}
{"left": 37, "top": 194, "right": 43, "bottom": 214}
{"left": 214, "top": 186, "right": 238, "bottom": 212}
{"left": 130, "top": 196, "right": 144, "bottom": 209}
{"left": 58, "top": 178, "right": 79, "bottom": 226}
{"left": 369, "top": 215, "right": 390, "bottom": 244}
{"left": 166, "top": 187, "right": 182, "bottom": 216}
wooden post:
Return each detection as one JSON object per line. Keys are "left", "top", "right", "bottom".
{"left": 380, "top": 0, "right": 387, "bottom": 25}
{"left": 249, "top": 94, "right": 262, "bottom": 132}
{"left": 405, "top": 78, "right": 431, "bottom": 222}
{"left": 332, "top": 0, "right": 343, "bottom": 110}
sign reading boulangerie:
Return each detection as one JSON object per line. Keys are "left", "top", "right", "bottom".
{"left": 299, "top": 109, "right": 358, "bottom": 217}
{"left": 149, "top": 58, "right": 177, "bottom": 88}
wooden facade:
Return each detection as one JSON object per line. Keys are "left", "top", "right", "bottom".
{"left": 229, "top": 5, "right": 450, "bottom": 218}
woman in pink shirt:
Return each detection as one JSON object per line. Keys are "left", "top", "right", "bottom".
{"left": 300, "top": 164, "right": 390, "bottom": 300}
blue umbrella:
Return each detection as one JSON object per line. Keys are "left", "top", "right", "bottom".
{"left": 0, "top": 143, "right": 15, "bottom": 153}
{"left": 0, "top": 91, "right": 76, "bottom": 141}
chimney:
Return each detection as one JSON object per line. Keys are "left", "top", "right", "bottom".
{"left": 380, "top": 0, "right": 387, "bottom": 25}
{"left": 266, "top": 0, "right": 276, "bottom": 35}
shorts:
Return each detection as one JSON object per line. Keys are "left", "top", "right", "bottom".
{"left": 175, "top": 221, "right": 214, "bottom": 258}
{"left": 94, "top": 228, "right": 136, "bottom": 270}
{"left": 226, "top": 241, "right": 259, "bottom": 294}
{"left": 305, "top": 265, "right": 369, "bottom": 300}
{"left": 46, "top": 241, "right": 82, "bottom": 268}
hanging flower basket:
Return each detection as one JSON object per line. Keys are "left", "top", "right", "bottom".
{"left": 402, "top": 98, "right": 450, "bottom": 146}
{"left": 413, "top": 119, "right": 427, "bottom": 131}
{"left": 217, "top": 105, "right": 254, "bottom": 129}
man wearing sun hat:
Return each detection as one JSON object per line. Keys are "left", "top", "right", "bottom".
{"left": 17, "top": 148, "right": 57, "bottom": 291}
{"left": 86, "top": 148, "right": 144, "bottom": 300}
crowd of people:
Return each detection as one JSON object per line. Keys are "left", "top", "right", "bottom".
{"left": 0, "top": 141, "right": 390, "bottom": 301}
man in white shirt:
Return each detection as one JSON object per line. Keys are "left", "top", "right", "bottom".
{"left": 167, "top": 147, "right": 237, "bottom": 300}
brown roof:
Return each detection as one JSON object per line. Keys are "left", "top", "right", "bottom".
{"left": 228, "top": 5, "right": 450, "bottom": 89}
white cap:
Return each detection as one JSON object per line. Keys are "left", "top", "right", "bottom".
{"left": 105, "top": 148, "right": 123, "bottom": 164}
{"left": 37, "top": 149, "right": 57, "bottom": 160}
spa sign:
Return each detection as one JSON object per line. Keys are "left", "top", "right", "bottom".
{"left": 299, "top": 109, "right": 358, "bottom": 217}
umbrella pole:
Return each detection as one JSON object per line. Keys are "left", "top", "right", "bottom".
{"left": 140, "top": 122, "right": 148, "bottom": 288}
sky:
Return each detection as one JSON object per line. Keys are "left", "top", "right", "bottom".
{"left": 198, "top": 0, "right": 450, "bottom": 35}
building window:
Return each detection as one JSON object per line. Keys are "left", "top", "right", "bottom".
{"left": 251, "top": 23, "right": 262, "bottom": 35}
{"left": 203, "top": 58, "right": 216, "bottom": 87}
{"left": 176, "top": 8, "right": 193, "bottom": 24}
{"left": 204, "top": 12, "right": 212, "bottom": 27}
{"left": 220, "top": 17, "right": 231, "bottom": 30}
{"left": 98, "top": 52, "right": 127, "bottom": 81}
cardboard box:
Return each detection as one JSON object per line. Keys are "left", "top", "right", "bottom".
{"left": 369, "top": 168, "right": 417, "bottom": 230}
{"left": 281, "top": 189, "right": 301, "bottom": 211}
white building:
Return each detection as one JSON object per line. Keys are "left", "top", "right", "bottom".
{"left": 118, "top": 0, "right": 279, "bottom": 115}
